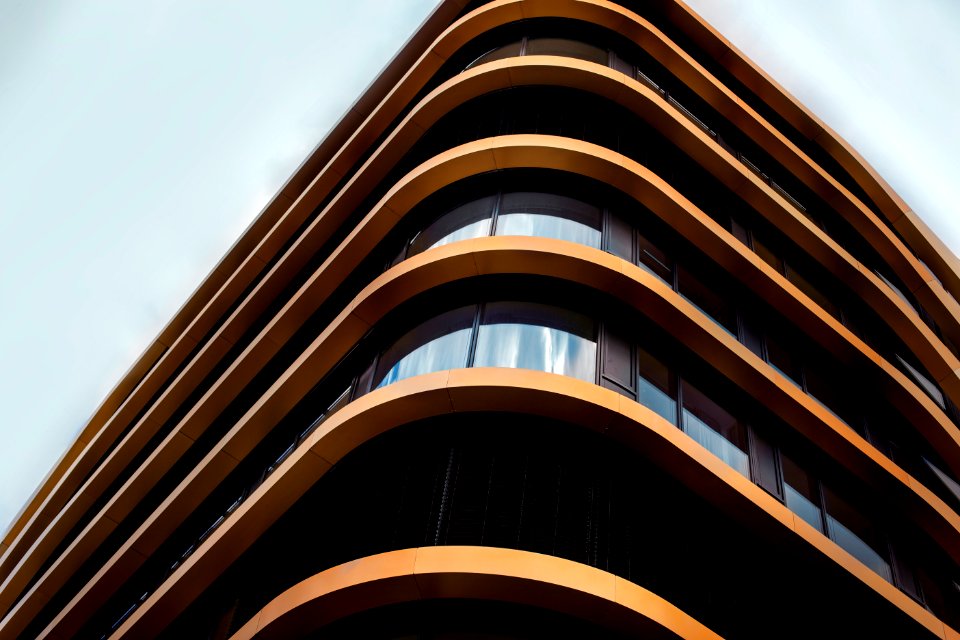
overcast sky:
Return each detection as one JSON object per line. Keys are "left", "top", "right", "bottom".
{"left": 0, "top": 1, "right": 957, "bottom": 534}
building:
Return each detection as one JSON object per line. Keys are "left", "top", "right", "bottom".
{"left": 1, "top": 0, "right": 959, "bottom": 637}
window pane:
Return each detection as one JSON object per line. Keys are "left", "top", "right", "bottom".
{"left": 636, "top": 230, "right": 672, "bottom": 283}
{"left": 677, "top": 265, "right": 737, "bottom": 335}
{"left": 786, "top": 265, "right": 841, "bottom": 320}
{"left": 765, "top": 328, "right": 802, "bottom": 387}
{"left": 752, "top": 233, "right": 783, "bottom": 273}
{"left": 781, "top": 454, "right": 823, "bottom": 533}
{"left": 496, "top": 192, "right": 601, "bottom": 248}
{"left": 474, "top": 302, "right": 597, "bottom": 381}
{"left": 525, "top": 38, "right": 608, "bottom": 65}
{"left": 803, "top": 362, "right": 855, "bottom": 428}
{"left": 896, "top": 354, "right": 946, "bottom": 409}
{"left": 606, "top": 211, "right": 633, "bottom": 261}
{"left": 751, "top": 430, "right": 782, "bottom": 499}
{"left": 408, "top": 196, "right": 495, "bottom": 257}
{"left": 925, "top": 458, "right": 960, "bottom": 504}
{"left": 637, "top": 347, "right": 676, "bottom": 425}
{"left": 681, "top": 380, "right": 749, "bottom": 477}
{"left": 822, "top": 485, "right": 892, "bottom": 582}
{"left": 375, "top": 306, "right": 475, "bottom": 388}
{"left": 465, "top": 41, "right": 523, "bottom": 69}
{"left": 729, "top": 218, "right": 751, "bottom": 247}
{"left": 601, "top": 324, "right": 633, "bottom": 390}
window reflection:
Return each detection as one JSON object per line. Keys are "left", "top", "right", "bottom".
{"left": 408, "top": 197, "right": 495, "bottom": 258}
{"left": 637, "top": 347, "right": 677, "bottom": 424}
{"left": 823, "top": 486, "right": 893, "bottom": 582}
{"left": 474, "top": 302, "right": 597, "bottom": 381}
{"left": 782, "top": 454, "right": 823, "bottom": 533}
{"left": 496, "top": 192, "right": 601, "bottom": 248}
{"left": 361, "top": 295, "right": 941, "bottom": 597}
{"left": 375, "top": 307, "right": 475, "bottom": 388}
{"left": 374, "top": 302, "right": 598, "bottom": 389}
{"left": 681, "top": 380, "right": 749, "bottom": 477}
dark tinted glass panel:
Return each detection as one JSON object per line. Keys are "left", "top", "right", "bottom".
{"left": 729, "top": 218, "right": 750, "bottom": 247}
{"left": 609, "top": 51, "right": 634, "bottom": 76}
{"left": 781, "top": 454, "right": 823, "bottom": 533}
{"left": 750, "top": 430, "right": 782, "bottom": 499}
{"left": 637, "top": 347, "right": 676, "bottom": 425}
{"left": 803, "top": 363, "right": 854, "bottom": 428}
{"left": 606, "top": 211, "right": 633, "bottom": 261}
{"left": 896, "top": 355, "right": 946, "bottom": 408}
{"left": 636, "top": 230, "right": 672, "bottom": 282}
{"left": 822, "top": 485, "right": 892, "bottom": 581}
{"left": 681, "top": 380, "right": 749, "bottom": 476}
{"left": 601, "top": 324, "right": 633, "bottom": 391}
{"left": 466, "top": 41, "right": 523, "bottom": 69}
{"left": 891, "top": 546, "right": 924, "bottom": 603}
{"left": 375, "top": 306, "right": 475, "bottom": 388}
{"left": 739, "top": 314, "right": 765, "bottom": 359}
{"left": 525, "top": 38, "right": 608, "bottom": 65}
{"left": 677, "top": 265, "right": 736, "bottom": 334}
{"left": 474, "top": 302, "right": 597, "bottom": 381}
{"left": 408, "top": 196, "right": 495, "bottom": 257}
{"left": 785, "top": 265, "right": 840, "bottom": 320}
{"left": 752, "top": 234, "right": 783, "bottom": 273}
{"left": 765, "top": 329, "right": 802, "bottom": 387}
{"left": 496, "top": 192, "right": 601, "bottom": 248}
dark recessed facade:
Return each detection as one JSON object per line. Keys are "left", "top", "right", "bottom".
{"left": 2, "top": 2, "right": 959, "bottom": 639}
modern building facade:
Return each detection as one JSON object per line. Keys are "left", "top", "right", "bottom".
{"left": 2, "top": 1, "right": 960, "bottom": 638}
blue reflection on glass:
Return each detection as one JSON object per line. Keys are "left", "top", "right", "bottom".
{"left": 474, "top": 323, "right": 597, "bottom": 381}
{"left": 377, "top": 329, "right": 472, "bottom": 388}
{"left": 682, "top": 409, "right": 750, "bottom": 477}
{"left": 638, "top": 377, "right": 677, "bottom": 425}
{"left": 496, "top": 212, "right": 601, "bottom": 248}
{"left": 826, "top": 516, "right": 893, "bottom": 582}
{"left": 426, "top": 218, "right": 491, "bottom": 251}
{"left": 784, "top": 484, "right": 824, "bottom": 533}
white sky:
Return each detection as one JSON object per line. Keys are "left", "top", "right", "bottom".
{"left": 0, "top": 1, "right": 957, "bottom": 534}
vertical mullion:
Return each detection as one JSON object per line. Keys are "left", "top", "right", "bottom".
{"left": 489, "top": 190, "right": 503, "bottom": 237}
{"left": 465, "top": 304, "right": 483, "bottom": 368}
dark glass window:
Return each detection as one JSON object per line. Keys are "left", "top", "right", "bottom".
{"left": 752, "top": 233, "right": 783, "bottom": 273}
{"left": 896, "top": 355, "right": 946, "bottom": 409}
{"left": 524, "top": 38, "right": 608, "bottom": 65}
{"left": 782, "top": 453, "right": 823, "bottom": 533}
{"left": 803, "top": 362, "right": 855, "bottom": 429}
{"left": 465, "top": 40, "right": 522, "bottom": 69}
{"left": 677, "top": 265, "right": 736, "bottom": 335}
{"left": 606, "top": 211, "right": 633, "bottom": 261}
{"left": 636, "top": 230, "right": 672, "bottom": 283}
{"left": 681, "top": 380, "right": 750, "bottom": 477}
{"left": 822, "top": 486, "right": 892, "bottom": 582}
{"left": 765, "top": 328, "right": 802, "bottom": 387}
{"left": 637, "top": 346, "right": 677, "bottom": 425}
{"left": 785, "top": 265, "right": 840, "bottom": 320}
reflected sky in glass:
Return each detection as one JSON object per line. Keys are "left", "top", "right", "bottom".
{"left": 826, "top": 515, "right": 892, "bottom": 582}
{"left": 496, "top": 212, "right": 600, "bottom": 248}
{"left": 474, "top": 323, "right": 596, "bottom": 381}
{"left": 784, "top": 484, "right": 824, "bottom": 533}
{"left": 426, "top": 218, "right": 491, "bottom": 251}
{"left": 377, "top": 328, "right": 471, "bottom": 388}
{"left": 682, "top": 408, "right": 750, "bottom": 477}
{"left": 638, "top": 377, "right": 677, "bottom": 425}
